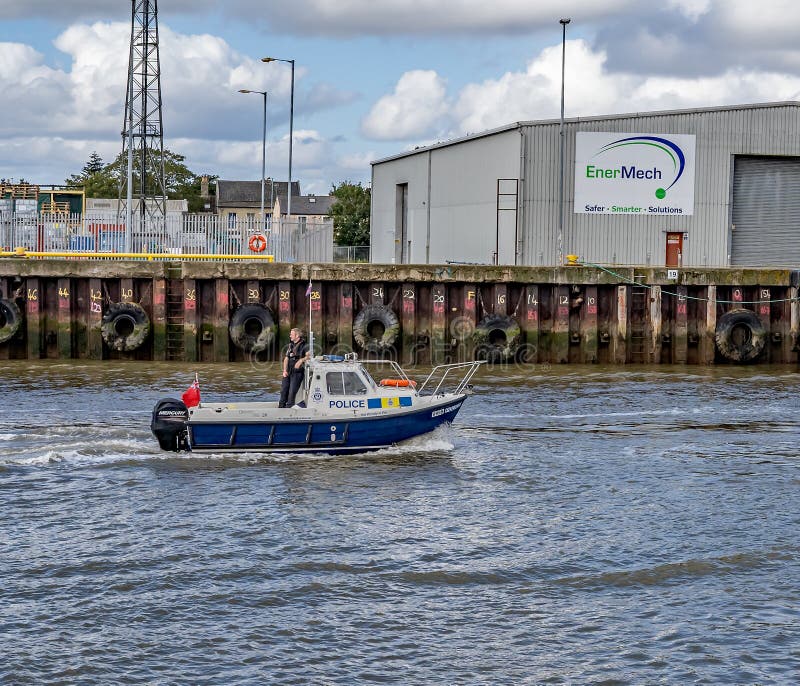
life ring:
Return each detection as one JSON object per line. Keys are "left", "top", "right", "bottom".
{"left": 229, "top": 303, "right": 276, "bottom": 352}
{"left": 0, "top": 298, "right": 22, "bottom": 345}
{"left": 380, "top": 378, "right": 417, "bottom": 388}
{"left": 353, "top": 304, "right": 400, "bottom": 353}
{"left": 101, "top": 302, "right": 151, "bottom": 352}
{"left": 472, "top": 314, "right": 522, "bottom": 362}
{"left": 715, "top": 308, "right": 766, "bottom": 363}
{"left": 248, "top": 234, "right": 267, "bottom": 253}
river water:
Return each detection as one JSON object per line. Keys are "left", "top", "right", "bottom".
{"left": 1, "top": 360, "right": 798, "bottom": 685}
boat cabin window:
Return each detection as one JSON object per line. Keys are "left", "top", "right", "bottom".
{"left": 327, "top": 371, "right": 368, "bottom": 395}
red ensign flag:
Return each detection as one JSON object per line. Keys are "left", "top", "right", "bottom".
{"left": 182, "top": 375, "right": 201, "bottom": 408}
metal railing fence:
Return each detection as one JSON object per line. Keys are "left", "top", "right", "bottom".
{"left": 332, "top": 245, "right": 370, "bottom": 263}
{"left": 0, "top": 211, "right": 333, "bottom": 262}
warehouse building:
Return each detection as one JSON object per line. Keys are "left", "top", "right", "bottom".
{"left": 370, "top": 101, "right": 800, "bottom": 268}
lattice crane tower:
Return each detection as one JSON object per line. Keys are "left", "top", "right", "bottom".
{"left": 118, "top": 0, "right": 167, "bottom": 242}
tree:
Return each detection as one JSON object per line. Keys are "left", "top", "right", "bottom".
{"left": 329, "top": 181, "right": 370, "bottom": 246}
{"left": 65, "top": 151, "right": 119, "bottom": 198}
{"left": 82, "top": 152, "right": 105, "bottom": 176}
{"left": 65, "top": 148, "right": 215, "bottom": 211}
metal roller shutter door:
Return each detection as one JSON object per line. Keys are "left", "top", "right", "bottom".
{"left": 731, "top": 155, "right": 800, "bottom": 267}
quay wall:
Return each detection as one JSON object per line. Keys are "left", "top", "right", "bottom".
{"left": 1, "top": 258, "right": 799, "bottom": 365}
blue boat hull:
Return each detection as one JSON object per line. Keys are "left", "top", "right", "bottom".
{"left": 187, "top": 397, "right": 466, "bottom": 454}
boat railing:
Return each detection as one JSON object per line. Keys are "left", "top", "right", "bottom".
{"left": 359, "top": 359, "right": 414, "bottom": 386}
{"left": 417, "top": 360, "right": 485, "bottom": 396}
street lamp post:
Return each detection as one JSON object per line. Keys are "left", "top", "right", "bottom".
{"left": 261, "top": 56, "right": 295, "bottom": 219}
{"left": 558, "top": 18, "right": 571, "bottom": 266}
{"left": 239, "top": 89, "right": 268, "bottom": 235}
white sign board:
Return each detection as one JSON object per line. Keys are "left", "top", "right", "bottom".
{"left": 574, "top": 132, "right": 696, "bottom": 216}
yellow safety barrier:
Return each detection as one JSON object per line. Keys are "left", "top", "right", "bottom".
{"left": 0, "top": 248, "right": 275, "bottom": 262}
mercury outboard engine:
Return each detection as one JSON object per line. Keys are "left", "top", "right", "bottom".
{"left": 150, "top": 398, "right": 190, "bottom": 452}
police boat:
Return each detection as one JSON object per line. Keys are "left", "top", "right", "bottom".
{"left": 150, "top": 354, "right": 484, "bottom": 455}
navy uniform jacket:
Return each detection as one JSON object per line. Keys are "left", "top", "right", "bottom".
{"left": 285, "top": 338, "right": 308, "bottom": 373}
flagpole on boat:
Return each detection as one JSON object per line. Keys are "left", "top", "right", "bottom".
{"left": 307, "top": 270, "right": 314, "bottom": 357}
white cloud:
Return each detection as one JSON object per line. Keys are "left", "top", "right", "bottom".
{"left": 370, "top": 38, "right": 800, "bottom": 147}
{"left": 0, "top": 1, "right": 637, "bottom": 34}
{"left": 0, "top": 22, "right": 354, "bottom": 185}
{"left": 713, "top": 0, "right": 800, "bottom": 44}
{"left": 170, "top": 129, "right": 338, "bottom": 185}
{"left": 455, "top": 40, "right": 632, "bottom": 133}
{"left": 666, "top": 0, "right": 712, "bottom": 21}
{"left": 361, "top": 70, "right": 449, "bottom": 140}
{"left": 338, "top": 151, "right": 377, "bottom": 171}
{"left": 252, "top": 0, "right": 637, "bottom": 35}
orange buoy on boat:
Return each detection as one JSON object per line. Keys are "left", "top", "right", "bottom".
{"left": 379, "top": 378, "right": 416, "bottom": 388}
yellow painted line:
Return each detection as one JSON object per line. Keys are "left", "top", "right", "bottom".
{"left": 0, "top": 249, "right": 275, "bottom": 261}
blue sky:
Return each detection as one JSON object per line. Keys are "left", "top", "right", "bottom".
{"left": 1, "top": 1, "right": 800, "bottom": 195}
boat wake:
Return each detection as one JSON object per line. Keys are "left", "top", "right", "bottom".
{"left": 0, "top": 425, "right": 457, "bottom": 469}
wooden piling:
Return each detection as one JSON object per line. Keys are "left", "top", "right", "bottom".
{"left": 583, "top": 285, "right": 599, "bottom": 363}
{"left": 459, "top": 283, "right": 477, "bottom": 362}
{"left": 521, "top": 285, "right": 539, "bottom": 363}
{"left": 493, "top": 284, "right": 507, "bottom": 316}
{"left": 152, "top": 278, "right": 167, "bottom": 361}
{"left": 648, "top": 286, "right": 662, "bottom": 364}
{"left": 778, "top": 289, "right": 792, "bottom": 363}
{"left": 120, "top": 278, "right": 133, "bottom": 304}
{"left": 701, "top": 285, "right": 717, "bottom": 364}
{"left": 246, "top": 280, "right": 260, "bottom": 304}
{"left": 309, "top": 282, "right": 323, "bottom": 355}
{"left": 790, "top": 285, "right": 800, "bottom": 361}
{"left": 4, "top": 260, "right": 800, "bottom": 366}
{"left": 553, "top": 285, "right": 570, "bottom": 364}
{"left": 758, "top": 287, "right": 772, "bottom": 362}
{"left": 212, "top": 279, "right": 228, "bottom": 362}
{"left": 338, "top": 283, "right": 354, "bottom": 356}
{"left": 400, "top": 283, "right": 416, "bottom": 364}
{"left": 278, "top": 281, "right": 292, "bottom": 353}
{"left": 431, "top": 283, "right": 447, "bottom": 364}
{"left": 370, "top": 282, "right": 385, "bottom": 305}
{"left": 57, "top": 278, "right": 72, "bottom": 359}
{"left": 613, "top": 286, "right": 628, "bottom": 364}
{"left": 25, "top": 278, "right": 41, "bottom": 359}
{"left": 0, "top": 279, "right": 8, "bottom": 361}
{"left": 673, "top": 285, "right": 688, "bottom": 364}
{"left": 184, "top": 278, "right": 198, "bottom": 362}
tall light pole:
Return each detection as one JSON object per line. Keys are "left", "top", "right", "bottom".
{"left": 239, "top": 89, "right": 268, "bottom": 234}
{"left": 262, "top": 56, "right": 295, "bottom": 219}
{"left": 558, "top": 18, "right": 571, "bottom": 266}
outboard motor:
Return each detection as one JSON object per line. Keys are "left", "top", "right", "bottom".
{"left": 150, "top": 398, "right": 190, "bottom": 452}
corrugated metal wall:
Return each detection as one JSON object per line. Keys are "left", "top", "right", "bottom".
{"left": 517, "top": 104, "right": 800, "bottom": 267}
{"left": 731, "top": 155, "right": 800, "bottom": 267}
{"left": 371, "top": 129, "right": 521, "bottom": 264}
{"left": 372, "top": 103, "right": 800, "bottom": 267}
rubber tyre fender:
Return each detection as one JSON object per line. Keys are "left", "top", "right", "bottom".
{"left": 229, "top": 303, "right": 277, "bottom": 352}
{"left": 0, "top": 298, "right": 22, "bottom": 345}
{"left": 472, "top": 314, "right": 522, "bottom": 362}
{"left": 714, "top": 308, "right": 766, "bottom": 363}
{"left": 101, "top": 302, "right": 151, "bottom": 352}
{"left": 353, "top": 304, "right": 400, "bottom": 353}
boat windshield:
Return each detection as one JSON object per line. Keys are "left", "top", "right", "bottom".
{"left": 326, "top": 370, "right": 369, "bottom": 395}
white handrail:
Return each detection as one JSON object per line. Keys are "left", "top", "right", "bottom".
{"left": 418, "top": 360, "right": 485, "bottom": 396}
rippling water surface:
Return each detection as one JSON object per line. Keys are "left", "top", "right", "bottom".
{"left": 1, "top": 360, "right": 799, "bottom": 684}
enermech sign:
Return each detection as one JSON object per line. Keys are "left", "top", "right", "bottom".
{"left": 574, "top": 132, "right": 696, "bottom": 215}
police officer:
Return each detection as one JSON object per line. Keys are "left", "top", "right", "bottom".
{"left": 279, "top": 327, "right": 309, "bottom": 408}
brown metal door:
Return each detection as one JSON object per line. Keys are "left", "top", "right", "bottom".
{"left": 666, "top": 232, "right": 683, "bottom": 267}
